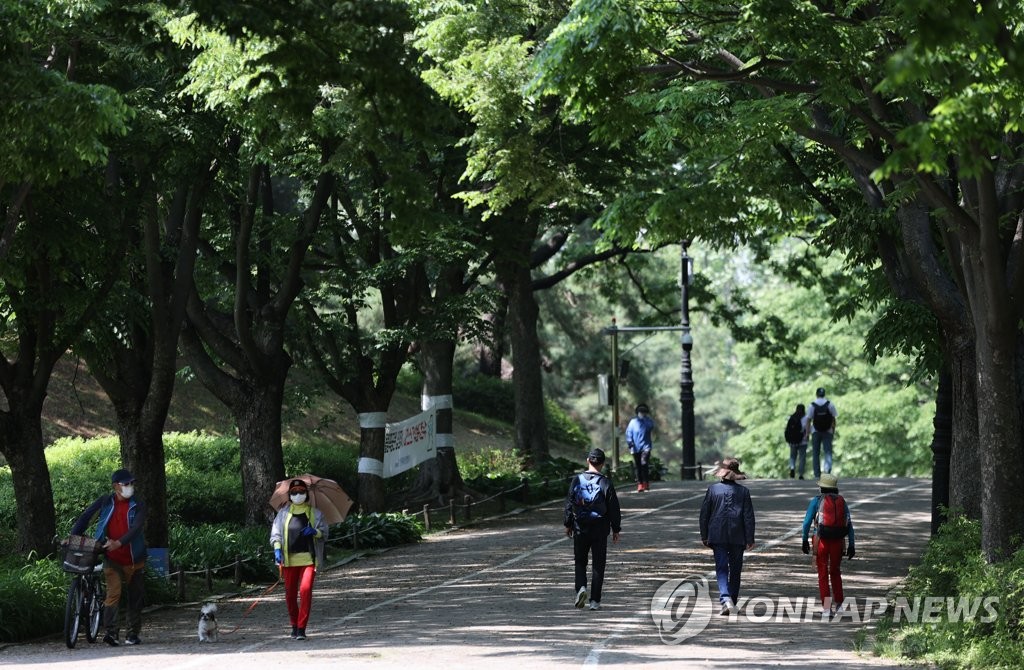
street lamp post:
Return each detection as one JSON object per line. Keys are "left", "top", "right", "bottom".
{"left": 680, "top": 242, "right": 696, "bottom": 480}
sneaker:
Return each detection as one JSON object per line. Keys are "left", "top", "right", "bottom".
{"left": 719, "top": 598, "right": 734, "bottom": 616}
{"left": 574, "top": 586, "right": 588, "bottom": 609}
{"left": 290, "top": 626, "right": 298, "bottom": 638}
{"left": 789, "top": 468, "right": 795, "bottom": 478}
{"left": 295, "top": 628, "right": 307, "bottom": 641}
{"left": 637, "top": 483, "right": 644, "bottom": 493}
{"left": 588, "top": 601, "right": 601, "bottom": 610}
{"left": 644, "top": 482, "right": 651, "bottom": 491}
{"left": 124, "top": 635, "right": 141, "bottom": 646}
{"left": 103, "top": 632, "right": 120, "bottom": 647}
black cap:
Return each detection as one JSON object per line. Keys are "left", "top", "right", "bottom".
{"left": 636, "top": 403, "right": 650, "bottom": 414}
{"left": 111, "top": 469, "right": 134, "bottom": 484}
{"left": 587, "top": 448, "right": 606, "bottom": 464}
{"left": 816, "top": 387, "right": 826, "bottom": 397}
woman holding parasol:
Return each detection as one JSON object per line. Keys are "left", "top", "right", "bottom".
{"left": 269, "top": 478, "right": 328, "bottom": 640}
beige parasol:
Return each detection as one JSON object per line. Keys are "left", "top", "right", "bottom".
{"left": 269, "top": 473, "right": 354, "bottom": 525}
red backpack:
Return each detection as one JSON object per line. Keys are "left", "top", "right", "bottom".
{"left": 814, "top": 493, "right": 849, "bottom": 539}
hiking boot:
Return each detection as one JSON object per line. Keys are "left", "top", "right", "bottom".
{"left": 588, "top": 601, "right": 601, "bottom": 610}
{"left": 295, "top": 628, "right": 307, "bottom": 641}
{"left": 124, "top": 635, "right": 141, "bottom": 646}
{"left": 574, "top": 586, "right": 588, "bottom": 609}
{"left": 103, "top": 632, "right": 120, "bottom": 646}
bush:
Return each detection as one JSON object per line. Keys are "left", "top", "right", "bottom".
{"left": 169, "top": 523, "right": 277, "bottom": 583}
{"left": 333, "top": 513, "right": 423, "bottom": 549}
{"left": 0, "top": 556, "right": 66, "bottom": 643}
{"left": 876, "top": 514, "right": 1024, "bottom": 669}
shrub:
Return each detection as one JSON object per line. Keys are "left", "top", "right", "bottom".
{"left": 876, "top": 514, "right": 1024, "bottom": 668}
{"left": 0, "top": 556, "right": 66, "bottom": 643}
{"left": 333, "top": 513, "right": 423, "bottom": 549}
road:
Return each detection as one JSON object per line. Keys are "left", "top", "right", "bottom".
{"left": 2, "top": 477, "right": 933, "bottom": 669}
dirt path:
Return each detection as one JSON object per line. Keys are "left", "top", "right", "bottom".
{"left": 2, "top": 477, "right": 932, "bottom": 669}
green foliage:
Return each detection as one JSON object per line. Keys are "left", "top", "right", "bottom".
{"left": 399, "top": 370, "right": 591, "bottom": 451}
{"left": 169, "top": 523, "right": 277, "bottom": 582}
{"left": 0, "top": 556, "right": 66, "bottom": 643}
{"left": 876, "top": 515, "right": 1024, "bottom": 669}
{"left": 333, "top": 513, "right": 423, "bottom": 549}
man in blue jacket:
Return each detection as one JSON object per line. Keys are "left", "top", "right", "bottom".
{"left": 625, "top": 403, "right": 655, "bottom": 492}
{"left": 699, "top": 457, "right": 756, "bottom": 615}
{"left": 72, "top": 468, "right": 148, "bottom": 647}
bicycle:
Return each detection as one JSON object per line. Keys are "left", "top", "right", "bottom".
{"left": 60, "top": 535, "right": 106, "bottom": 649}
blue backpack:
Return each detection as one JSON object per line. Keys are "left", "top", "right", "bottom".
{"left": 572, "top": 473, "right": 609, "bottom": 528}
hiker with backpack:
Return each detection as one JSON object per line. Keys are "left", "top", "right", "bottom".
{"left": 625, "top": 403, "right": 655, "bottom": 492}
{"left": 699, "top": 457, "right": 756, "bottom": 616}
{"left": 801, "top": 473, "right": 856, "bottom": 618}
{"left": 564, "top": 448, "right": 622, "bottom": 611}
{"left": 805, "top": 387, "right": 838, "bottom": 477}
{"left": 784, "top": 403, "right": 809, "bottom": 479}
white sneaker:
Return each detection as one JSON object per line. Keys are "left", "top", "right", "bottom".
{"left": 719, "top": 598, "right": 734, "bottom": 615}
{"left": 588, "top": 601, "right": 601, "bottom": 610}
{"left": 574, "top": 586, "right": 588, "bottom": 609}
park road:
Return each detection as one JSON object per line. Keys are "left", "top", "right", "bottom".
{"left": 2, "top": 477, "right": 933, "bottom": 670}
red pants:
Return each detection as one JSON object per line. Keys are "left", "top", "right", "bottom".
{"left": 282, "top": 565, "right": 316, "bottom": 629}
{"left": 815, "top": 538, "right": 844, "bottom": 608}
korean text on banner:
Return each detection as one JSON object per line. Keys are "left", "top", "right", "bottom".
{"left": 383, "top": 410, "right": 437, "bottom": 478}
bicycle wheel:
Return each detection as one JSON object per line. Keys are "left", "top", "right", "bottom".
{"left": 85, "top": 575, "right": 104, "bottom": 643}
{"left": 64, "top": 576, "right": 83, "bottom": 649}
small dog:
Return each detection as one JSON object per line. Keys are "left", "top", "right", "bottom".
{"left": 197, "top": 602, "right": 218, "bottom": 642}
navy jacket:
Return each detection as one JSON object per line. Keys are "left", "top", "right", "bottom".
{"left": 72, "top": 493, "right": 148, "bottom": 566}
{"left": 564, "top": 471, "right": 622, "bottom": 535}
{"left": 699, "top": 480, "right": 755, "bottom": 546}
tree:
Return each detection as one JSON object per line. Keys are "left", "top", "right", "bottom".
{"left": 0, "top": 0, "right": 129, "bottom": 555}
{"left": 534, "top": 0, "right": 1024, "bottom": 560}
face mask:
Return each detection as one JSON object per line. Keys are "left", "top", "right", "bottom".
{"left": 290, "top": 493, "right": 307, "bottom": 504}
{"left": 119, "top": 485, "right": 135, "bottom": 499}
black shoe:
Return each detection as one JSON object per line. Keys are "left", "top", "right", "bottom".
{"left": 799, "top": 475, "right": 805, "bottom": 479}
{"left": 124, "top": 635, "right": 141, "bottom": 646}
{"left": 295, "top": 628, "right": 307, "bottom": 641}
{"left": 290, "top": 626, "right": 298, "bottom": 638}
{"left": 103, "top": 632, "right": 120, "bottom": 647}
{"left": 789, "top": 469, "right": 795, "bottom": 478}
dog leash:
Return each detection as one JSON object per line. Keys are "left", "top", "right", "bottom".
{"left": 220, "top": 569, "right": 282, "bottom": 636}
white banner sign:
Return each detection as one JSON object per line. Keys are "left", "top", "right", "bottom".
{"left": 383, "top": 409, "right": 436, "bottom": 478}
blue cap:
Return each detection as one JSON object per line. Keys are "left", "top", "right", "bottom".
{"left": 111, "top": 469, "right": 134, "bottom": 484}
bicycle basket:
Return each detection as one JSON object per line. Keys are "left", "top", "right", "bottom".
{"left": 61, "top": 535, "right": 104, "bottom": 574}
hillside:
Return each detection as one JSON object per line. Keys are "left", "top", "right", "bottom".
{"left": 39, "top": 357, "right": 579, "bottom": 460}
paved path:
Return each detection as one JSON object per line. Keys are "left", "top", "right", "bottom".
{"left": 1, "top": 477, "right": 932, "bottom": 669}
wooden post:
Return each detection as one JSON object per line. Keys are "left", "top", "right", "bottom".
{"left": 423, "top": 504, "right": 431, "bottom": 532}
{"left": 205, "top": 566, "right": 213, "bottom": 593}
{"left": 234, "top": 555, "right": 242, "bottom": 586}
{"left": 498, "top": 490, "right": 505, "bottom": 514}
{"left": 464, "top": 494, "right": 472, "bottom": 521}
{"left": 521, "top": 477, "right": 529, "bottom": 503}
{"left": 449, "top": 497, "right": 456, "bottom": 525}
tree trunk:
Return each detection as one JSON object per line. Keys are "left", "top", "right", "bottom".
{"left": 0, "top": 408, "right": 56, "bottom": 556}
{"left": 410, "top": 339, "right": 464, "bottom": 504}
{"left": 505, "top": 249, "right": 550, "bottom": 466}
{"left": 112, "top": 401, "right": 170, "bottom": 549}
{"left": 929, "top": 368, "right": 952, "bottom": 534}
{"left": 948, "top": 344, "right": 982, "bottom": 520}
{"left": 477, "top": 294, "right": 509, "bottom": 377}
{"left": 357, "top": 424, "right": 387, "bottom": 513}
{"left": 236, "top": 381, "right": 288, "bottom": 525}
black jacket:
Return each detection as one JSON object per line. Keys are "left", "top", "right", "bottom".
{"left": 564, "top": 471, "right": 622, "bottom": 534}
